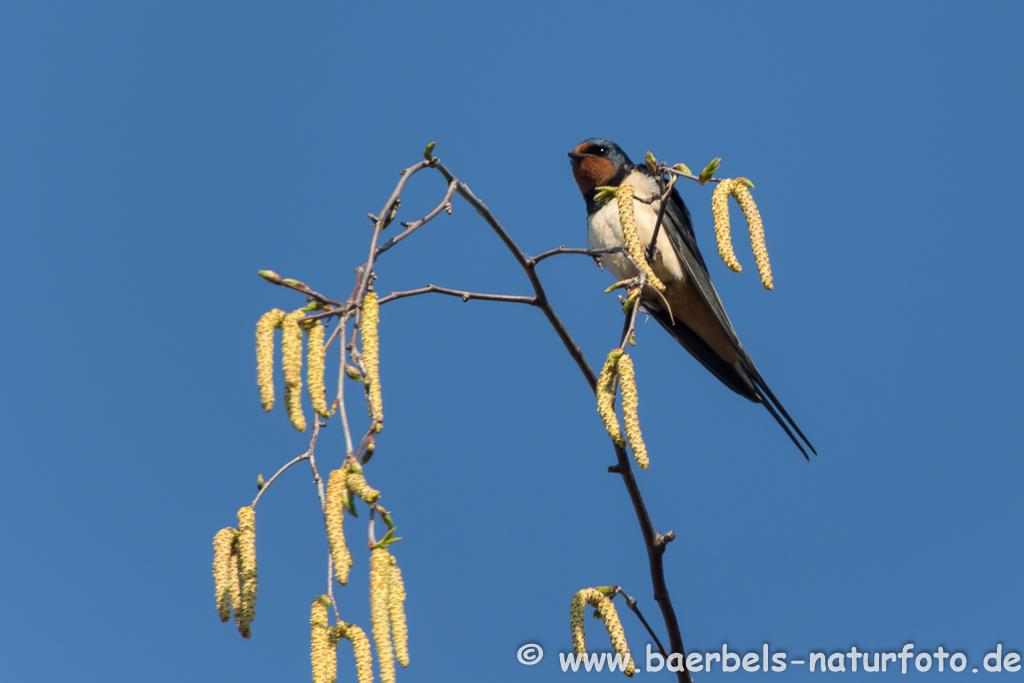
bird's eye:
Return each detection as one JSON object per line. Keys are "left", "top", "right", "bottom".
{"left": 595, "top": 146, "right": 607, "bottom": 155}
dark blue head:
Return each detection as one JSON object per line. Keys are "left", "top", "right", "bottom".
{"left": 568, "top": 138, "right": 634, "bottom": 198}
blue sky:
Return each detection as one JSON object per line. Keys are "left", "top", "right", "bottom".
{"left": 2, "top": 2, "right": 1022, "bottom": 681}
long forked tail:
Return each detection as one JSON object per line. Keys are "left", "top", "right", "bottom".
{"left": 741, "top": 357, "right": 816, "bottom": 460}
{"left": 645, "top": 307, "right": 816, "bottom": 459}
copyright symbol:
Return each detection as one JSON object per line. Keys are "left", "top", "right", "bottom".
{"left": 517, "top": 643, "right": 543, "bottom": 665}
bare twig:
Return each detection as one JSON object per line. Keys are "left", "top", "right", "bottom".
{"left": 378, "top": 285, "right": 535, "bottom": 307}
{"left": 615, "top": 586, "right": 669, "bottom": 659}
{"left": 260, "top": 276, "right": 345, "bottom": 308}
{"left": 433, "top": 161, "right": 599, "bottom": 392}
{"left": 666, "top": 166, "right": 727, "bottom": 185}
{"left": 354, "top": 159, "right": 437, "bottom": 305}
{"left": 530, "top": 246, "right": 627, "bottom": 265}
{"left": 252, "top": 451, "right": 310, "bottom": 508}
{"left": 375, "top": 179, "right": 458, "bottom": 258}
{"left": 646, "top": 173, "right": 678, "bottom": 263}
{"left": 306, "top": 420, "right": 328, "bottom": 509}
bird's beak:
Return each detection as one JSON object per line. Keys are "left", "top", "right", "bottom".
{"left": 567, "top": 152, "right": 590, "bottom": 160}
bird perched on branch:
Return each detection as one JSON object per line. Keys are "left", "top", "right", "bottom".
{"left": 568, "top": 137, "right": 815, "bottom": 459}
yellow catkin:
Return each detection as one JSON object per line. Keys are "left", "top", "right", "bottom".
{"left": 325, "top": 469, "right": 352, "bottom": 585}
{"left": 731, "top": 180, "right": 773, "bottom": 290}
{"left": 570, "top": 588, "right": 605, "bottom": 655}
{"left": 570, "top": 589, "right": 635, "bottom": 677}
{"left": 387, "top": 553, "right": 409, "bottom": 667}
{"left": 303, "top": 319, "right": 334, "bottom": 418}
{"left": 346, "top": 469, "right": 381, "bottom": 504}
{"left": 712, "top": 179, "right": 743, "bottom": 273}
{"left": 229, "top": 543, "right": 246, "bottom": 637}
{"left": 236, "top": 506, "right": 257, "bottom": 638}
{"left": 256, "top": 309, "right": 286, "bottom": 411}
{"left": 212, "top": 528, "right": 238, "bottom": 623}
{"left": 310, "top": 596, "right": 337, "bottom": 683}
{"left": 282, "top": 308, "right": 307, "bottom": 431}
{"left": 338, "top": 622, "right": 374, "bottom": 683}
{"left": 615, "top": 184, "right": 666, "bottom": 292}
{"left": 370, "top": 548, "right": 396, "bottom": 683}
{"left": 616, "top": 354, "right": 648, "bottom": 469}
{"left": 595, "top": 596, "right": 636, "bottom": 676}
{"left": 360, "top": 291, "right": 383, "bottom": 433}
{"left": 596, "top": 350, "right": 625, "bottom": 447}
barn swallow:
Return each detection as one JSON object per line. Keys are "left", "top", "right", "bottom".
{"left": 568, "top": 137, "right": 816, "bottom": 459}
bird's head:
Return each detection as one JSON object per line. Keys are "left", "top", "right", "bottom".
{"left": 568, "top": 138, "right": 634, "bottom": 197}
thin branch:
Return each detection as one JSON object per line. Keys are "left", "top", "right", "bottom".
{"left": 666, "top": 166, "right": 727, "bottom": 184}
{"left": 530, "top": 246, "right": 627, "bottom": 265}
{"left": 252, "top": 451, "right": 310, "bottom": 508}
{"left": 377, "top": 285, "right": 536, "bottom": 307}
{"left": 615, "top": 586, "right": 669, "bottom": 659}
{"left": 375, "top": 179, "right": 458, "bottom": 258}
{"left": 619, "top": 292, "right": 643, "bottom": 351}
{"left": 607, "top": 439, "right": 686, "bottom": 680}
{"left": 354, "top": 159, "right": 437, "bottom": 306}
{"left": 259, "top": 276, "right": 345, "bottom": 308}
{"left": 306, "top": 419, "right": 328, "bottom": 510}
{"left": 646, "top": 174, "right": 678, "bottom": 263}
{"left": 432, "top": 161, "right": 599, "bottom": 392}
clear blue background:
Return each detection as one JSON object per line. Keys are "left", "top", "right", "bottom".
{"left": 2, "top": 2, "right": 1021, "bottom": 681}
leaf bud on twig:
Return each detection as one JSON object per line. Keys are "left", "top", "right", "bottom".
{"left": 699, "top": 157, "right": 721, "bottom": 184}
{"left": 644, "top": 151, "right": 659, "bottom": 176}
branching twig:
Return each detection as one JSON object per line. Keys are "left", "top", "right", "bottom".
{"left": 378, "top": 285, "right": 535, "bottom": 307}
{"left": 666, "top": 166, "right": 727, "bottom": 185}
{"left": 353, "top": 159, "right": 437, "bottom": 306}
{"left": 253, "top": 151, "right": 692, "bottom": 682}
{"left": 646, "top": 174, "right": 678, "bottom": 263}
{"left": 375, "top": 179, "right": 458, "bottom": 258}
{"left": 433, "top": 161, "right": 599, "bottom": 392}
{"left": 615, "top": 585, "right": 669, "bottom": 659}
{"left": 260, "top": 276, "right": 345, "bottom": 309}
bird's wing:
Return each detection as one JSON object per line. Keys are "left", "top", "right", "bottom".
{"left": 650, "top": 175, "right": 816, "bottom": 458}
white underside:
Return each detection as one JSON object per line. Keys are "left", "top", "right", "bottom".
{"left": 586, "top": 170, "right": 686, "bottom": 285}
